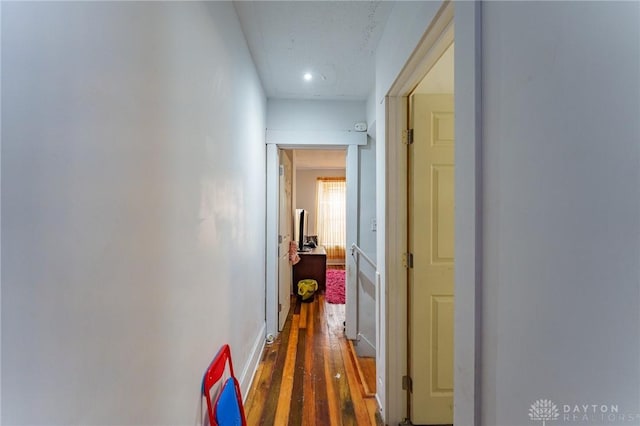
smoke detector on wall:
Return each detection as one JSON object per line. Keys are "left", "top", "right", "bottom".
{"left": 354, "top": 122, "right": 367, "bottom": 132}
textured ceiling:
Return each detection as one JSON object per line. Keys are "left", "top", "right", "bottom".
{"left": 234, "top": 1, "right": 393, "bottom": 100}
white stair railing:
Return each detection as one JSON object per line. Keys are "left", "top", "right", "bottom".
{"left": 351, "top": 243, "right": 377, "bottom": 270}
{"left": 350, "top": 243, "right": 377, "bottom": 357}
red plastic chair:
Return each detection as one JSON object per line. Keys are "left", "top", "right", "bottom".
{"left": 201, "top": 344, "right": 247, "bottom": 426}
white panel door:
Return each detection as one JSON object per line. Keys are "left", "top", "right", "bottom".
{"left": 409, "top": 94, "right": 455, "bottom": 424}
{"left": 278, "top": 151, "right": 293, "bottom": 331}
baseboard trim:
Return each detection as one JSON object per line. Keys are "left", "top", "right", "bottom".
{"left": 239, "top": 322, "right": 266, "bottom": 400}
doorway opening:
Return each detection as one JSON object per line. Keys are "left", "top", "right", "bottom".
{"left": 274, "top": 147, "right": 348, "bottom": 335}
{"left": 266, "top": 141, "right": 363, "bottom": 343}
{"left": 384, "top": 2, "right": 482, "bottom": 425}
{"left": 407, "top": 41, "right": 455, "bottom": 425}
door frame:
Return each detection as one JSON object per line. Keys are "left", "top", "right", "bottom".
{"left": 265, "top": 132, "right": 366, "bottom": 341}
{"left": 277, "top": 150, "right": 294, "bottom": 332}
{"left": 384, "top": 1, "right": 483, "bottom": 424}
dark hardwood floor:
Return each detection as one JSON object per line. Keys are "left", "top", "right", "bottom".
{"left": 245, "top": 294, "right": 381, "bottom": 425}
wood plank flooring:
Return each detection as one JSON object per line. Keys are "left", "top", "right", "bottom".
{"left": 245, "top": 294, "right": 382, "bottom": 425}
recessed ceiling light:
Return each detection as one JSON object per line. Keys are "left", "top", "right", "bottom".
{"left": 303, "top": 73, "right": 313, "bottom": 81}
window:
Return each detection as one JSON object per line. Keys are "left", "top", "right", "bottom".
{"left": 316, "top": 177, "right": 346, "bottom": 262}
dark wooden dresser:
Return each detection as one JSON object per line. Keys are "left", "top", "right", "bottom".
{"left": 293, "top": 246, "right": 327, "bottom": 292}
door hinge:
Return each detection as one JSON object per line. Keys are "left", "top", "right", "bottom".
{"left": 402, "top": 375, "right": 413, "bottom": 392}
{"left": 278, "top": 303, "right": 282, "bottom": 312}
{"left": 402, "top": 128, "right": 414, "bottom": 145}
{"left": 402, "top": 252, "right": 414, "bottom": 269}
{"left": 279, "top": 165, "right": 284, "bottom": 176}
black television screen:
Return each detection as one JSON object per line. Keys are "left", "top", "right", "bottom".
{"left": 294, "top": 209, "right": 308, "bottom": 251}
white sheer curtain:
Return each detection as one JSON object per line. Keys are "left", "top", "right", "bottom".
{"left": 316, "top": 177, "right": 346, "bottom": 262}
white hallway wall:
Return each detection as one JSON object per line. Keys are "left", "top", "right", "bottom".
{"left": 356, "top": 129, "right": 377, "bottom": 358}
{"left": 373, "top": 1, "right": 640, "bottom": 425}
{"left": 355, "top": 89, "right": 378, "bottom": 358}
{"left": 362, "top": 89, "right": 377, "bottom": 263}
{"left": 373, "top": 1, "right": 444, "bottom": 420}
{"left": 1, "top": 2, "right": 266, "bottom": 424}
{"left": 481, "top": 2, "right": 639, "bottom": 425}
{"left": 267, "top": 99, "right": 365, "bottom": 132}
